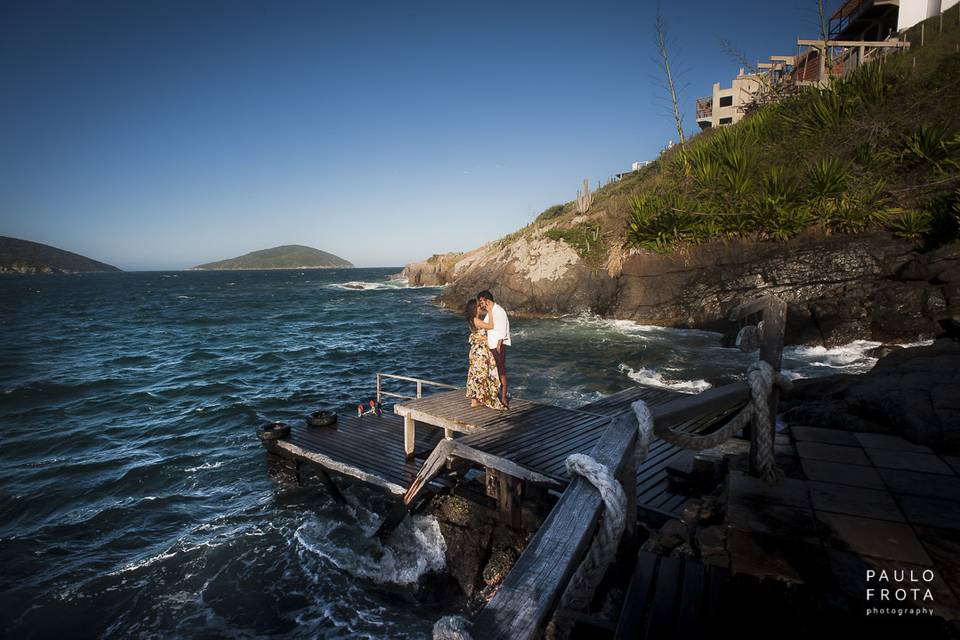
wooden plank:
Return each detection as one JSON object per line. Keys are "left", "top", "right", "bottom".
{"left": 796, "top": 38, "right": 909, "bottom": 47}
{"left": 703, "top": 565, "right": 732, "bottom": 628}
{"left": 614, "top": 552, "right": 659, "bottom": 639}
{"left": 675, "top": 557, "right": 706, "bottom": 639}
{"left": 473, "top": 412, "right": 637, "bottom": 640}
{"left": 646, "top": 555, "right": 683, "bottom": 638}
{"left": 274, "top": 439, "right": 407, "bottom": 494}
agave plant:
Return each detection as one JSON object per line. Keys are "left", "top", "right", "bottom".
{"left": 901, "top": 125, "right": 960, "bottom": 172}
{"left": 718, "top": 148, "right": 755, "bottom": 198}
{"left": 807, "top": 158, "right": 849, "bottom": 201}
{"left": 783, "top": 87, "right": 845, "bottom": 137}
{"left": 886, "top": 208, "right": 932, "bottom": 241}
{"left": 761, "top": 166, "right": 800, "bottom": 204}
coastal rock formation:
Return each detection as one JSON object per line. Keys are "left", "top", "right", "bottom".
{"left": 415, "top": 232, "right": 959, "bottom": 346}
{"left": 0, "top": 236, "right": 121, "bottom": 274}
{"left": 402, "top": 252, "right": 464, "bottom": 286}
{"left": 782, "top": 339, "right": 960, "bottom": 450}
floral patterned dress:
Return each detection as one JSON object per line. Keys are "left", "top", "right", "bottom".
{"left": 466, "top": 329, "right": 506, "bottom": 410}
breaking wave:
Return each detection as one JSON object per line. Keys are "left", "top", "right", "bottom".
{"left": 617, "top": 364, "right": 712, "bottom": 394}
{"left": 295, "top": 507, "right": 446, "bottom": 586}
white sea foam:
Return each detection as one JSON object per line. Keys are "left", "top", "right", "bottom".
{"left": 783, "top": 338, "right": 934, "bottom": 377}
{"left": 185, "top": 460, "right": 225, "bottom": 473}
{"left": 618, "top": 364, "right": 712, "bottom": 394}
{"left": 566, "top": 313, "right": 722, "bottom": 338}
{"left": 295, "top": 511, "right": 446, "bottom": 585}
{"left": 327, "top": 277, "right": 444, "bottom": 291}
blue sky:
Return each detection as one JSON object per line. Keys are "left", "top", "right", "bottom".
{"left": 1, "top": 0, "right": 830, "bottom": 270}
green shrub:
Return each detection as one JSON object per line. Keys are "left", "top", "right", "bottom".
{"left": 807, "top": 158, "right": 849, "bottom": 200}
{"left": 887, "top": 209, "right": 933, "bottom": 240}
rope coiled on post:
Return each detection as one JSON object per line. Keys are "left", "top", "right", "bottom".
{"left": 632, "top": 359, "right": 792, "bottom": 485}
{"left": 544, "top": 453, "right": 627, "bottom": 640}
{"left": 433, "top": 615, "right": 473, "bottom": 640}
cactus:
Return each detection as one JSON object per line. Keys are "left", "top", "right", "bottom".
{"left": 575, "top": 178, "right": 592, "bottom": 214}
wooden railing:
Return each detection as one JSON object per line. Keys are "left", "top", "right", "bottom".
{"left": 375, "top": 372, "right": 457, "bottom": 405}
{"left": 474, "top": 382, "right": 753, "bottom": 639}
{"left": 474, "top": 296, "right": 787, "bottom": 639}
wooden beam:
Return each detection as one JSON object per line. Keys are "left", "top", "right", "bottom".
{"left": 796, "top": 38, "right": 909, "bottom": 47}
{"left": 498, "top": 473, "right": 522, "bottom": 529}
{"left": 273, "top": 440, "right": 407, "bottom": 495}
{"left": 394, "top": 404, "right": 482, "bottom": 434}
{"left": 404, "top": 415, "right": 416, "bottom": 460}
{"left": 473, "top": 412, "right": 638, "bottom": 640}
{"left": 649, "top": 381, "right": 749, "bottom": 431}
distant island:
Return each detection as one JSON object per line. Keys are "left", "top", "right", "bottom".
{"left": 191, "top": 245, "right": 353, "bottom": 270}
{"left": 0, "top": 236, "right": 121, "bottom": 275}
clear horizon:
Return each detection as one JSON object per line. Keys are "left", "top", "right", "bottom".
{"left": 2, "top": 0, "right": 825, "bottom": 271}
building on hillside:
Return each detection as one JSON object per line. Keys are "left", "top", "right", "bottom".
{"left": 695, "top": 69, "right": 765, "bottom": 130}
{"left": 614, "top": 160, "right": 653, "bottom": 181}
{"left": 692, "top": 0, "right": 955, "bottom": 123}
{"left": 897, "top": 0, "right": 960, "bottom": 31}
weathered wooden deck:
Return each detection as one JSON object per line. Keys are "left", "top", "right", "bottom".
{"left": 263, "top": 412, "right": 444, "bottom": 495}
{"left": 395, "top": 386, "right": 743, "bottom": 520}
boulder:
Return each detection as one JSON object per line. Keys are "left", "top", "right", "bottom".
{"left": 782, "top": 339, "right": 960, "bottom": 450}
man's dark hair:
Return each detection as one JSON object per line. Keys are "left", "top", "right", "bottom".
{"left": 477, "top": 290, "right": 494, "bottom": 302}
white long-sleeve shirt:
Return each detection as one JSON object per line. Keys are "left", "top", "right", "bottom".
{"left": 483, "top": 302, "right": 511, "bottom": 350}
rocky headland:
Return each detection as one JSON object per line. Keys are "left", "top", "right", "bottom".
{"left": 404, "top": 232, "right": 959, "bottom": 347}
{"left": 0, "top": 236, "right": 121, "bottom": 275}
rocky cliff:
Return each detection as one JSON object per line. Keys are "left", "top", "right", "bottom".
{"left": 410, "top": 231, "right": 959, "bottom": 347}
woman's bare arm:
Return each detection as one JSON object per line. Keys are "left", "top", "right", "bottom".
{"left": 473, "top": 316, "right": 494, "bottom": 330}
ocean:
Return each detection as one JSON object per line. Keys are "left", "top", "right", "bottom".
{"left": 0, "top": 268, "right": 890, "bottom": 639}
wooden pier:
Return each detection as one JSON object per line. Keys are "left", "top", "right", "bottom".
{"left": 262, "top": 412, "right": 446, "bottom": 495}
{"left": 257, "top": 297, "right": 809, "bottom": 639}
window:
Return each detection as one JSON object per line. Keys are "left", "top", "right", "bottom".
{"left": 719, "top": 96, "right": 733, "bottom": 107}
{"left": 719, "top": 117, "right": 733, "bottom": 125}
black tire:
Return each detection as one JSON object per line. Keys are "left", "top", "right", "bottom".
{"left": 306, "top": 410, "right": 337, "bottom": 428}
{"left": 258, "top": 422, "right": 291, "bottom": 440}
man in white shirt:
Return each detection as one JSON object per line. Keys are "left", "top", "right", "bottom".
{"left": 478, "top": 290, "right": 511, "bottom": 408}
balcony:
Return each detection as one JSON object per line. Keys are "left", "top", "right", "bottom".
{"left": 696, "top": 96, "right": 713, "bottom": 128}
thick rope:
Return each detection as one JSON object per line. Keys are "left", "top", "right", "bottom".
{"left": 735, "top": 322, "right": 763, "bottom": 352}
{"left": 632, "top": 360, "right": 793, "bottom": 485}
{"left": 544, "top": 453, "right": 627, "bottom": 640}
{"left": 433, "top": 615, "right": 473, "bottom": 640}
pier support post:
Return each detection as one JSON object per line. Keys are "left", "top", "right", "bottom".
{"left": 404, "top": 415, "right": 416, "bottom": 461}
{"left": 751, "top": 297, "right": 786, "bottom": 477}
{"left": 616, "top": 436, "right": 638, "bottom": 548}
{"left": 498, "top": 473, "right": 523, "bottom": 529}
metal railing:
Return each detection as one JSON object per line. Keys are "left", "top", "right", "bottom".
{"left": 375, "top": 372, "right": 458, "bottom": 405}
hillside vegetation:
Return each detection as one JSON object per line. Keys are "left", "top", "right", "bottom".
{"left": 0, "top": 236, "right": 121, "bottom": 274}
{"left": 193, "top": 245, "right": 352, "bottom": 270}
{"left": 513, "top": 10, "right": 960, "bottom": 272}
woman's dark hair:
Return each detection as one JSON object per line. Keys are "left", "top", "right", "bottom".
{"left": 463, "top": 299, "right": 478, "bottom": 329}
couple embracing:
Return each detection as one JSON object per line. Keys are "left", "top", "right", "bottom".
{"left": 464, "top": 290, "right": 510, "bottom": 410}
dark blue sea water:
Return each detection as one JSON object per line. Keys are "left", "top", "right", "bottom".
{"left": 0, "top": 268, "right": 887, "bottom": 639}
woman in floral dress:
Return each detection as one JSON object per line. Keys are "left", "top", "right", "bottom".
{"left": 464, "top": 299, "right": 506, "bottom": 410}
